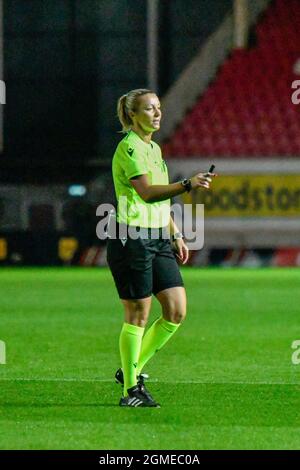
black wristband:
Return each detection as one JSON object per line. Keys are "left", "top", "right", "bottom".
{"left": 180, "top": 178, "right": 192, "bottom": 192}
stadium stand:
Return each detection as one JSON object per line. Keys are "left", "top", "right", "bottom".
{"left": 272, "top": 247, "right": 300, "bottom": 266}
{"left": 162, "top": 0, "right": 300, "bottom": 158}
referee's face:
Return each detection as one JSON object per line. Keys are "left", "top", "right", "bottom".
{"left": 132, "top": 93, "right": 162, "bottom": 133}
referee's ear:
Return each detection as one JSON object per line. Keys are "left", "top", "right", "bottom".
{"left": 128, "top": 110, "right": 135, "bottom": 120}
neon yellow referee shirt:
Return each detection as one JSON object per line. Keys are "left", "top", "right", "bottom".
{"left": 112, "top": 129, "right": 170, "bottom": 228}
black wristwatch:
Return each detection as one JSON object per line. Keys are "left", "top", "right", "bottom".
{"left": 181, "top": 178, "right": 192, "bottom": 192}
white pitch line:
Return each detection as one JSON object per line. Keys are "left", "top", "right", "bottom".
{"left": 0, "top": 378, "right": 298, "bottom": 385}
{"left": 0, "top": 377, "right": 111, "bottom": 383}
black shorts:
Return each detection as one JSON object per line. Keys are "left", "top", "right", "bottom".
{"left": 106, "top": 228, "right": 184, "bottom": 300}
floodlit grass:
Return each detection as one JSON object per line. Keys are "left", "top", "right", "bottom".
{"left": 1, "top": 268, "right": 299, "bottom": 449}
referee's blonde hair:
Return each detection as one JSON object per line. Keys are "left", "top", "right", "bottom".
{"left": 117, "top": 88, "right": 155, "bottom": 133}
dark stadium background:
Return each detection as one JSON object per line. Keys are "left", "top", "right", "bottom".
{"left": 0, "top": 0, "right": 299, "bottom": 268}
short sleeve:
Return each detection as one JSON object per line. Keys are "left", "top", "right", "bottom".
{"left": 122, "top": 142, "right": 148, "bottom": 180}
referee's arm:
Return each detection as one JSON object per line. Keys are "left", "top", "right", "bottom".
{"left": 169, "top": 215, "right": 180, "bottom": 238}
{"left": 130, "top": 173, "right": 212, "bottom": 203}
{"left": 130, "top": 174, "right": 186, "bottom": 203}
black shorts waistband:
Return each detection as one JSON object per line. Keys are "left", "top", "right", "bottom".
{"left": 108, "top": 222, "right": 170, "bottom": 240}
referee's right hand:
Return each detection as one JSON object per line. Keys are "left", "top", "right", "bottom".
{"left": 190, "top": 171, "right": 217, "bottom": 190}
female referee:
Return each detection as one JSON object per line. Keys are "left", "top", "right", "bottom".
{"left": 107, "top": 88, "right": 215, "bottom": 407}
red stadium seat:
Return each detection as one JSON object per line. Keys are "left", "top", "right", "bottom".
{"left": 272, "top": 248, "right": 300, "bottom": 267}
{"left": 163, "top": 0, "right": 300, "bottom": 158}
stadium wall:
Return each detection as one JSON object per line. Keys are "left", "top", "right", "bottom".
{"left": 168, "top": 158, "right": 300, "bottom": 248}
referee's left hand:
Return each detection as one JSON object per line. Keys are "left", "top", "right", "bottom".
{"left": 173, "top": 239, "right": 189, "bottom": 264}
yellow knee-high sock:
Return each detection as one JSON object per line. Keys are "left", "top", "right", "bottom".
{"left": 137, "top": 317, "right": 180, "bottom": 376}
{"left": 119, "top": 322, "right": 145, "bottom": 396}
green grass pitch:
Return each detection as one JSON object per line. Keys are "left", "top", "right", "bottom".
{"left": 0, "top": 267, "right": 300, "bottom": 450}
